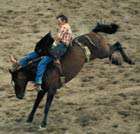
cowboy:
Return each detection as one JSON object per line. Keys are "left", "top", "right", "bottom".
{"left": 10, "top": 14, "right": 73, "bottom": 91}
{"left": 50, "top": 14, "right": 72, "bottom": 76}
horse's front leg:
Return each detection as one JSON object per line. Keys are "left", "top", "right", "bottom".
{"left": 40, "top": 88, "right": 56, "bottom": 128}
{"left": 27, "top": 90, "right": 46, "bottom": 123}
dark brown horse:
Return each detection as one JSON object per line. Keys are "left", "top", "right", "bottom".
{"left": 9, "top": 23, "right": 134, "bottom": 128}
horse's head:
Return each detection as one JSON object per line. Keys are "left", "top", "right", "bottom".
{"left": 9, "top": 56, "right": 40, "bottom": 99}
{"left": 9, "top": 68, "right": 28, "bottom": 99}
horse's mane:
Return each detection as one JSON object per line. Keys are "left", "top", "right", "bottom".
{"left": 34, "top": 32, "right": 54, "bottom": 56}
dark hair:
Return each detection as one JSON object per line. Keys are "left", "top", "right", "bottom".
{"left": 56, "top": 14, "right": 68, "bottom": 23}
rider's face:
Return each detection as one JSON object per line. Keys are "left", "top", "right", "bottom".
{"left": 57, "top": 18, "right": 65, "bottom": 27}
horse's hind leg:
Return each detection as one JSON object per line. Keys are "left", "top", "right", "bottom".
{"left": 40, "top": 87, "right": 56, "bottom": 128}
{"left": 119, "top": 47, "right": 135, "bottom": 65}
{"left": 27, "top": 90, "right": 45, "bottom": 123}
{"left": 111, "top": 42, "right": 135, "bottom": 65}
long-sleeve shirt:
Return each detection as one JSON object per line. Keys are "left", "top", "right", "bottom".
{"left": 57, "top": 23, "right": 72, "bottom": 45}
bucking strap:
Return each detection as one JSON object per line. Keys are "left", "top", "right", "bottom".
{"left": 84, "top": 35, "right": 97, "bottom": 48}
{"left": 74, "top": 38, "right": 91, "bottom": 62}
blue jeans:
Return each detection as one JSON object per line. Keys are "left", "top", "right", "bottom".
{"left": 35, "top": 56, "right": 53, "bottom": 84}
{"left": 19, "top": 51, "right": 39, "bottom": 67}
{"left": 50, "top": 43, "right": 68, "bottom": 59}
{"left": 19, "top": 51, "right": 53, "bottom": 84}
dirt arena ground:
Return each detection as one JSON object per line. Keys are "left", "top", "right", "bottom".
{"left": 0, "top": 0, "right": 140, "bottom": 133}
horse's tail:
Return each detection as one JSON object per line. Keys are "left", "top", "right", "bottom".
{"left": 92, "top": 23, "right": 119, "bottom": 34}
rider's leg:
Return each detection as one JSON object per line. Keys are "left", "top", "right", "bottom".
{"left": 52, "top": 43, "right": 67, "bottom": 74}
{"left": 35, "top": 56, "right": 53, "bottom": 90}
{"left": 54, "top": 43, "right": 68, "bottom": 84}
{"left": 19, "top": 51, "right": 39, "bottom": 67}
{"left": 49, "top": 42, "right": 68, "bottom": 84}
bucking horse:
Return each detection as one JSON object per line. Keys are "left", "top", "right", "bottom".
{"left": 9, "top": 23, "right": 134, "bottom": 128}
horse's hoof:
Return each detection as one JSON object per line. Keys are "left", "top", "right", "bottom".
{"left": 26, "top": 118, "right": 33, "bottom": 123}
{"left": 129, "top": 60, "right": 135, "bottom": 65}
{"left": 38, "top": 125, "right": 47, "bottom": 131}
